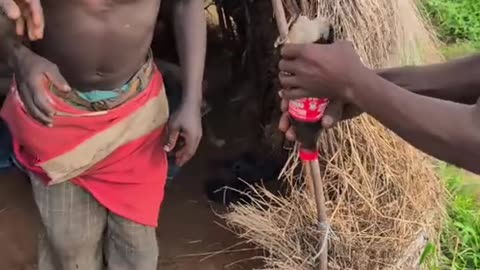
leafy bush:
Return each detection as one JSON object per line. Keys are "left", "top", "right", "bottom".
{"left": 438, "top": 167, "right": 480, "bottom": 269}
{"left": 424, "top": 0, "right": 480, "bottom": 44}
{"left": 421, "top": 166, "right": 480, "bottom": 270}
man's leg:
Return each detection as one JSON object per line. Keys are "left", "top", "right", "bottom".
{"left": 104, "top": 212, "right": 158, "bottom": 270}
{"left": 30, "top": 174, "right": 107, "bottom": 270}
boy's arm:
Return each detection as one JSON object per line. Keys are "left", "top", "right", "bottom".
{"left": 0, "top": 12, "right": 29, "bottom": 68}
{"left": 278, "top": 43, "right": 480, "bottom": 173}
{"left": 379, "top": 54, "right": 480, "bottom": 104}
{"left": 164, "top": 0, "right": 206, "bottom": 166}
{"left": 352, "top": 69, "right": 480, "bottom": 174}
{"left": 172, "top": 0, "right": 206, "bottom": 107}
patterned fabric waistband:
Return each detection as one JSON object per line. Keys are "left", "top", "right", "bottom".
{"left": 50, "top": 51, "right": 154, "bottom": 111}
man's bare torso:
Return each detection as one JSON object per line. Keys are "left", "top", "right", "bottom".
{"left": 31, "top": 0, "right": 161, "bottom": 91}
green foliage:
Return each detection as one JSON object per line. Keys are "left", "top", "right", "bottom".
{"left": 420, "top": 165, "right": 480, "bottom": 270}
{"left": 423, "top": 0, "right": 480, "bottom": 45}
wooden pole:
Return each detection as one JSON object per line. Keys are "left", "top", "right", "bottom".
{"left": 307, "top": 160, "right": 329, "bottom": 270}
{"left": 271, "top": 0, "right": 289, "bottom": 40}
{"left": 270, "top": 1, "right": 329, "bottom": 269}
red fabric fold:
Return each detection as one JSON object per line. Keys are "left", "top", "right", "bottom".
{"left": 1, "top": 69, "right": 168, "bottom": 227}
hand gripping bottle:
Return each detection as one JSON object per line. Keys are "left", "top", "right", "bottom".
{"left": 287, "top": 22, "right": 334, "bottom": 161}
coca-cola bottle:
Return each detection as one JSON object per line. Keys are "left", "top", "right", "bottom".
{"left": 288, "top": 97, "right": 329, "bottom": 160}
{"left": 287, "top": 24, "right": 334, "bottom": 161}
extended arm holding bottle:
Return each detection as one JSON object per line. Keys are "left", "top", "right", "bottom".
{"left": 279, "top": 53, "right": 480, "bottom": 139}
{"left": 278, "top": 42, "right": 480, "bottom": 173}
{"left": 353, "top": 68, "right": 480, "bottom": 173}
{"left": 379, "top": 54, "right": 480, "bottom": 104}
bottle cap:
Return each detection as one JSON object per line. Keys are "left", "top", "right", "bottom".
{"left": 299, "top": 149, "right": 319, "bottom": 161}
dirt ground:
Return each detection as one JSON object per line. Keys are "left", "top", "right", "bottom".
{"left": 0, "top": 136, "right": 260, "bottom": 270}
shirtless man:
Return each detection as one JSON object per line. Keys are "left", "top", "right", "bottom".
{"left": 278, "top": 42, "right": 480, "bottom": 174}
{"left": 0, "top": 0, "right": 206, "bottom": 269}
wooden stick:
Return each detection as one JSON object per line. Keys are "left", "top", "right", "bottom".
{"left": 307, "top": 160, "right": 329, "bottom": 270}
{"left": 304, "top": 160, "right": 315, "bottom": 199}
{"left": 308, "top": 160, "right": 328, "bottom": 224}
{"left": 271, "top": 1, "right": 329, "bottom": 269}
{"left": 271, "top": 0, "right": 289, "bottom": 40}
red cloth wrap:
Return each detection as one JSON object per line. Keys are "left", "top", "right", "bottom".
{"left": 1, "top": 70, "right": 168, "bottom": 227}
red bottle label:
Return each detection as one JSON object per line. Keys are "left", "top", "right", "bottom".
{"left": 288, "top": 98, "right": 329, "bottom": 122}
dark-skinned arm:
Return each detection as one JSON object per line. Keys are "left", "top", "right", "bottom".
{"left": 1, "top": 0, "right": 44, "bottom": 65}
{"left": 378, "top": 54, "right": 480, "bottom": 104}
{"left": 278, "top": 43, "right": 480, "bottom": 173}
{"left": 163, "top": 0, "right": 206, "bottom": 166}
{"left": 172, "top": 0, "right": 206, "bottom": 107}
{"left": 1, "top": 9, "right": 69, "bottom": 125}
{"left": 351, "top": 69, "right": 480, "bottom": 173}
{"left": 0, "top": 13, "right": 30, "bottom": 69}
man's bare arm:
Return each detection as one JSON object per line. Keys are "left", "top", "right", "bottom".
{"left": 1, "top": 10, "right": 69, "bottom": 125}
{"left": 353, "top": 70, "right": 480, "bottom": 173}
{"left": 172, "top": 0, "right": 206, "bottom": 107}
{"left": 163, "top": 0, "right": 206, "bottom": 166}
{"left": 379, "top": 54, "right": 480, "bottom": 104}
{"left": 278, "top": 43, "right": 480, "bottom": 173}
{"left": 0, "top": 13, "right": 28, "bottom": 67}
{"left": 1, "top": 0, "right": 45, "bottom": 63}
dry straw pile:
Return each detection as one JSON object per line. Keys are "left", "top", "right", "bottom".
{"left": 223, "top": 0, "right": 445, "bottom": 269}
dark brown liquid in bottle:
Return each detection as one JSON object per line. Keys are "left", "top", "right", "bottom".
{"left": 290, "top": 120, "right": 323, "bottom": 151}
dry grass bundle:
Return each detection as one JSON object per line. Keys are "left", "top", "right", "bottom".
{"left": 222, "top": 0, "right": 445, "bottom": 269}
{"left": 283, "top": 0, "right": 442, "bottom": 67}
{"left": 226, "top": 118, "right": 443, "bottom": 269}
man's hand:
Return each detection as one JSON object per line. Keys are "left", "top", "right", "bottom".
{"left": 163, "top": 102, "right": 202, "bottom": 166}
{"left": 0, "top": 0, "right": 44, "bottom": 40}
{"left": 278, "top": 41, "right": 369, "bottom": 101}
{"left": 278, "top": 98, "right": 361, "bottom": 141}
{"left": 14, "top": 47, "right": 70, "bottom": 125}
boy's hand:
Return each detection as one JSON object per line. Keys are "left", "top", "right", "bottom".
{"left": 13, "top": 48, "right": 70, "bottom": 125}
{"left": 278, "top": 41, "right": 368, "bottom": 101}
{"left": 163, "top": 102, "right": 202, "bottom": 166}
